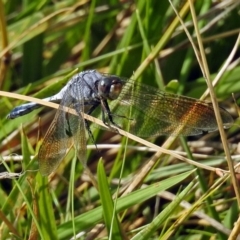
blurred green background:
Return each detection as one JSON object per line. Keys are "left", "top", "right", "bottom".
{"left": 0, "top": 0, "right": 240, "bottom": 239}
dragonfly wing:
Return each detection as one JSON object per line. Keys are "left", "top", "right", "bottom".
{"left": 38, "top": 107, "right": 74, "bottom": 176}
{"left": 68, "top": 79, "right": 87, "bottom": 167}
{"left": 37, "top": 88, "right": 82, "bottom": 176}
{"left": 108, "top": 78, "right": 233, "bottom": 137}
{"left": 38, "top": 73, "right": 92, "bottom": 176}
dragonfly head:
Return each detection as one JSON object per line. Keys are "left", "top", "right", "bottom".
{"left": 98, "top": 77, "right": 123, "bottom": 100}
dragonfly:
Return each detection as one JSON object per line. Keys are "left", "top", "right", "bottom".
{"left": 7, "top": 70, "right": 233, "bottom": 176}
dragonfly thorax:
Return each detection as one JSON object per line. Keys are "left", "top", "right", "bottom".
{"left": 98, "top": 77, "right": 123, "bottom": 100}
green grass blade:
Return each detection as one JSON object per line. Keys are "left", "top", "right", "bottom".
{"left": 131, "top": 179, "right": 195, "bottom": 240}
{"left": 57, "top": 170, "right": 195, "bottom": 239}
{"left": 97, "top": 158, "right": 123, "bottom": 240}
{"left": 36, "top": 174, "right": 58, "bottom": 239}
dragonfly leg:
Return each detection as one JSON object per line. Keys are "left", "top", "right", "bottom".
{"left": 85, "top": 104, "right": 100, "bottom": 152}
{"left": 85, "top": 120, "right": 96, "bottom": 143}
{"left": 100, "top": 99, "right": 122, "bottom": 132}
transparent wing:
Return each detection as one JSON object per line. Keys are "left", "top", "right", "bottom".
{"left": 93, "top": 77, "right": 233, "bottom": 137}
{"left": 69, "top": 80, "right": 88, "bottom": 168}
{"left": 38, "top": 102, "right": 74, "bottom": 176}
{"left": 38, "top": 78, "right": 87, "bottom": 176}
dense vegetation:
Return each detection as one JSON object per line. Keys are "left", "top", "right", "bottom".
{"left": 0, "top": 1, "right": 240, "bottom": 239}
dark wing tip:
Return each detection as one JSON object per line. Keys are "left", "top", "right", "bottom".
{"left": 220, "top": 107, "right": 234, "bottom": 129}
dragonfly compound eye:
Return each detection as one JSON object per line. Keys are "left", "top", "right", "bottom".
{"left": 99, "top": 77, "right": 123, "bottom": 100}
{"left": 108, "top": 79, "right": 123, "bottom": 100}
